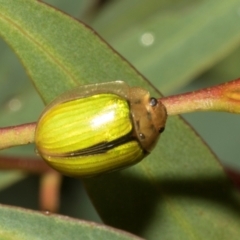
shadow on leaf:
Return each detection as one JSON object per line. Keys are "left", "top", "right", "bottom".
{"left": 84, "top": 169, "right": 240, "bottom": 236}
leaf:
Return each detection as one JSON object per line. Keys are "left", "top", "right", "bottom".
{"left": 0, "top": 0, "right": 239, "bottom": 239}
{"left": 92, "top": 0, "right": 240, "bottom": 94}
{"left": 181, "top": 47, "right": 240, "bottom": 171}
{"left": 0, "top": 38, "right": 44, "bottom": 190}
{"left": 0, "top": 172, "right": 25, "bottom": 191}
{"left": 0, "top": 204, "right": 142, "bottom": 240}
{"left": 199, "top": 46, "right": 240, "bottom": 85}
{"left": 43, "top": 0, "right": 96, "bottom": 20}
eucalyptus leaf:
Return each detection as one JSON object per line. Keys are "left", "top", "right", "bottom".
{"left": 0, "top": 1, "right": 239, "bottom": 239}
{"left": 180, "top": 46, "right": 240, "bottom": 170}
{"left": 92, "top": 0, "right": 240, "bottom": 94}
{"left": 43, "top": 0, "right": 95, "bottom": 20}
{"left": 0, "top": 38, "right": 43, "bottom": 190}
{"left": 0, "top": 204, "right": 142, "bottom": 240}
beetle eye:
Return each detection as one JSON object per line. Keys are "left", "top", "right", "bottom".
{"left": 159, "top": 127, "right": 165, "bottom": 133}
{"left": 149, "top": 97, "right": 158, "bottom": 107}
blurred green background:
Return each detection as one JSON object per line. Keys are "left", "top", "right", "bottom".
{"left": 0, "top": 0, "right": 240, "bottom": 222}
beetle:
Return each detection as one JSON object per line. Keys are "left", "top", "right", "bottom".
{"left": 35, "top": 81, "right": 167, "bottom": 177}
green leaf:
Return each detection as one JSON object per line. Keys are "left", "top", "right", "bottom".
{"left": 92, "top": 0, "right": 240, "bottom": 94}
{"left": 0, "top": 204, "right": 142, "bottom": 240}
{"left": 182, "top": 47, "right": 240, "bottom": 170}
{"left": 0, "top": 0, "right": 240, "bottom": 239}
{"left": 43, "top": 0, "right": 95, "bottom": 20}
{"left": 0, "top": 38, "right": 44, "bottom": 190}
{"left": 198, "top": 46, "right": 240, "bottom": 85}
{"left": 0, "top": 172, "right": 25, "bottom": 191}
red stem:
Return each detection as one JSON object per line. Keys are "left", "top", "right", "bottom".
{"left": 159, "top": 79, "right": 240, "bottom": 115}
{"left": 0, "top": 122, "right": 36, "bottom": 149}
{"left": 0, "top": 155, "right": 54, "bottom": 174}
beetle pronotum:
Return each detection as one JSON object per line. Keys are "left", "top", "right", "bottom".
{"left": 35, "top": 81, "right": 167, "bottom": 177}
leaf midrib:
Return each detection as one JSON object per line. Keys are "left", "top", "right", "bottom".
{"left": 0, "top": 10, "right": 78, "bottom": 88}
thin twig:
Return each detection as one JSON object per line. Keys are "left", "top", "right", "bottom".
{"left": 0, "top": 155, "right": 54, "bottom": 174}
{"left": 0, "top": 122, "right": 36, "bottom": 150}
{"left": 160, "top": 78, "right": 240, "bottom": 115}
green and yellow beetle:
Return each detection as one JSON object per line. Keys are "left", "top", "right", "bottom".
{"left": 35, "top": 81, "right": 167, "bottom": 177}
